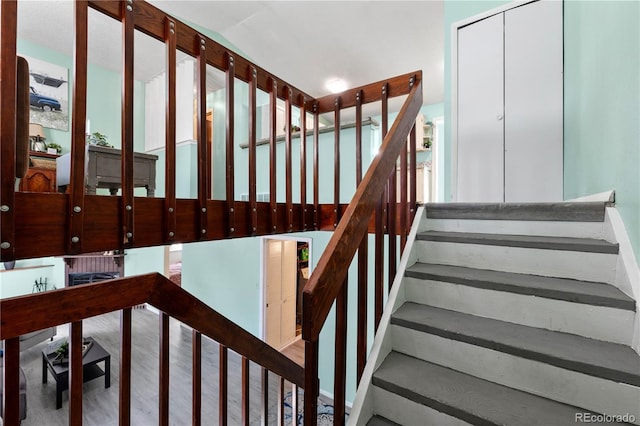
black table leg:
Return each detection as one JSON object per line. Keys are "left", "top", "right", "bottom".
{"left": 42, "top": 353, "right": 47, "bottom": 384}
{"left": 105, "top": 355, "right": 111, "bottom": 388}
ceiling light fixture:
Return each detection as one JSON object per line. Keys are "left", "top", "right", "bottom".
{"left": 326, "top": 78, "right": 347, "bottom": 94}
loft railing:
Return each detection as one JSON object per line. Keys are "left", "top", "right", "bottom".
{"left": 1, "top": 1, "right": 423, "bottom": 424}
{"left": 301, "top": 77, "right": 423, "bottom": 425}
{"left": 0, "top": 274, "right": 304, "bottom": 424}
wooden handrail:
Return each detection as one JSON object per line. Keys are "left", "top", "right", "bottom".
{"left": 302, "top": 74, "right": 422, "bottom": 340}
{"left": 0, "top": 273, "right": 304, "bottom": 387}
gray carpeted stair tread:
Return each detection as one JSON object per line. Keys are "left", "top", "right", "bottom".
{"left": 416, "top": 231, "right": 619, "bottom": 254}
{"left": 373, "top": 352, "right": 619, "bottom": 426}
{"left": 405, "top": 262, "right": 635, "bottom": 311}
{"left": 366, "top": 415, "right": 401, "bottom": 426}
{"left": 391, "top": 303, "right": 640, "bottom": 386}
{"left": 424, "top": 202, "right": 607, "bottom": 222}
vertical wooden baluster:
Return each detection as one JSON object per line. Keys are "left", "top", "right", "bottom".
{"left": 249, "top": 67, "right": 258, "bottom": 235}
{"left": 225, "top": 54, "right": 235, "bottom": 238}
{"left": 333, "top": 98, "right": 341, "bottom": 226}
{"left": 374, "top": 84, "right": 388, "bottom": 330}
{"left": 0, "top": 0, "right": 17, "bottom": 263}
{"left": 121, "top": 0, "right": 135, "bottom": 248}
{"left": 300, "top": 98, "right": 307, "bottom": 230}
{"left": 290, "top": 383, "right": 298, "bottom": 426}
{"left": 269, "top": 79, "right": 278, "bottom": 233}
{"left": 242, "top": 357, "right": 250, "bottom": 425}
{"left": 192, "top": 330, "right": 202, "bottom": 426}
{"left": 313, "top": 104, "right": 319, "bottom": 230}
{"left": 304, "top": 340, "right": 319, "bottom": 426}
{"left": 69, "top": 321, "right": 83, "bottom": 424}
{"left": 219, "top": 345, "right": 228, "bottom": 426}
{"left": 277, "top": 377, "right": 284, "bottom": 426}
{"left": 334, "top": 278, "right": 347, "bottom": 426}
{"left": 382, "top": 84, "right": 397, "bottom": 291}
{"left": 285, "top": 87, "right": 293, "bottom": 232}
{"left": 164, "top": 19, "right": 177, "bottom": 243}
{"left": 355, "top": 90, "right": 367, "bottom": 383}
{"left": 159, "top": 313, "right": 170, "bottom": 426}
{"left": 261, "top": 369, "right": 269, "bottom": 425}
{"left": 120, "top": 308, "right": 132, "bottom": 426}
{"left": 197, "top": 36, "right": 209, "bottom": 240}
{"left": 67, "top": 0, "right": 88, "bottom": 254}
{"left": 2, "top": 338, "right": 20, "bottom": 424}
{"left": 400, "top": 127, "right": 408, "bottom": 251}
{"left": 410, "top": 123, "right": 417, "bottom": 224}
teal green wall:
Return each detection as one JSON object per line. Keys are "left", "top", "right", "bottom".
{"left": 17, "top": 39, "right": 146, "bottom": 154}
{"left": 0, "top": 257, "right": 62, "bottom": 299}
{"left": 443, "top": 1, "right": 511, "bottom": 200}
{"left": 564, "top": 0, "right": 640, "bottom": 262}
{"left": 182, "top": 231, "right": 388, "bottom": 404}
{"left": 124, "top": 246, "right": 166, "bottom": 277}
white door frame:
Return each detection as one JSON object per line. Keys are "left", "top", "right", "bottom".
{"left": 450, "top": 0, "right": 538, "bottom": 201}
{"left": 431, "top": 116, "right": 444, "bottom": 202}
{"left": 259, "top": 235, "right": 313, "bottom": 343}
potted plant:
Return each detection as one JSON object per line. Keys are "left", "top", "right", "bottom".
{"left": 46, "top": 142, "right": 62, "bottom": 154}
{"left": 88, "top": 132, "right": 112, "bottom": 147}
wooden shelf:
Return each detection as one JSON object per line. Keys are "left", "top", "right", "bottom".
{"left": 0, "top": 264, "right": 54, "bottom": 273}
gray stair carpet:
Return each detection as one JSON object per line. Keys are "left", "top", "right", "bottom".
{"left": 391, "top": 303, "right": 640, "bottom": 386}
{"left": 373, "top": 352, "right": 621, "bottom": 426}
{"left": 416, "top": 231, "right": 619, "bottom": 254}
{"left": 405, "top": 262, "right": 635, "bottom": 310}
{"left": 424, "top": 201, "right": 606, "bottom": 222}
{"left": 366, "top": 415, "right": 401, "bottom": 426}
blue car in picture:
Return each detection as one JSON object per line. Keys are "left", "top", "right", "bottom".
{"left": 30, "top": 86, "right": 61, "bottom": 111}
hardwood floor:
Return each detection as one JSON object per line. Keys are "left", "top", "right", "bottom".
{"left": 16, "top": 308, "right": 309, "bottom": 425}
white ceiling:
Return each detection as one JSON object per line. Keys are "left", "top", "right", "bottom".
{"left": 17, "top": 1, "right": 444, "bottom": 108}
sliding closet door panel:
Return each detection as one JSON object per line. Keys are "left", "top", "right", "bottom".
{"left": 504, "top": 0, "right": 563, "bottom": 201}
{"left": 457, "top": 14, "right": 505, "bottom": 202}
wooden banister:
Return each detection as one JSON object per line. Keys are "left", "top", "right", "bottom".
{"left": 302, "top": 74, "right": 422, "bottom": 340}
{"left": 0, "top": 274, "right": 304, "bottom": 388}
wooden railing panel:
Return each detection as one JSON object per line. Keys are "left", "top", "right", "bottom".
{"left": 249, "top": 67, "right": 258, "bottom": 235}
{"left": 192, "top": 330, "right": 202, "bottom": 426}
{"left": 67, "top": 0, "right": 89, "bottom": 255}
{"left": 120, "top": 308, "right": 132, "bottom": 426}
{"left": 334, "top": 97, "right": 342, "bottom": 227}
{"left": 302, "top": 74, "right": 422, "bottom": 339}
{"left": 69, "top": 321, "right": 84, "bottom": 423}
{"left": 2, "top": 338, "right": 20, "bottom": 425}
{"left": 334, "top": 279, "right": 348, "bottom": 425}
{"left": 355, "top": 90, "right": 368, "bottom": 383}
{"left": 121, "top": 1, "right": 136, "bottom": 248}
{"left": 197, "top": 35, "right": 209, "bottom": 240}
{"left": 269, "top": 80, "right": 278, "bottom": 233}
{"left": 164, "top": 18, "right": 177, "bottom": 243}
{"left": 0, "top": 0, "right": 17, "bottom": 263}
{"left": 242, "top": 357, "right": 250, "bottom": 425}
{"left": 300, "top": 99, "right": 308, "bottom": 230}
{"left": 313, "top": 106, "right": 320, "bottom": 229}
{"left": 225, "top": 54, "right": 236, "bottom": 238}
{"left": 159, "top": 312, "right": 170, "bottom": 425}
{"left": 219, "top": 345, "right": 228, "bottom": 426}
{"left": 285, "top": 88, "right": 293, "bottom": 231}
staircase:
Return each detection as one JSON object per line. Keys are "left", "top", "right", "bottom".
{"left": 349, "top": 202, "right": 640, "bottom": 426}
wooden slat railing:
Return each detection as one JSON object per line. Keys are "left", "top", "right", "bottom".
{"left": 302, "top": 74, "right": 423, "bottom": 425}
{"left": 2, "top": 1, "right": 425, "bottom": 424}
{"left": 0, "top": 274, "right": 305, "bottom": 424}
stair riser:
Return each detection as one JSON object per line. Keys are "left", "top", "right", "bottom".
{"left": 372, "top": 386, "right": 472, "bottom": 426}
{"left": 425, "top": 219, "right": 604, "bottom": 239}
{"left": 415, "top": 241, "right": 617, "bottom": 283}
{"left": 391, "top": 326, "right": 640, "bottom": 424}
{"left": 404, "top": 277, "right": 634, "bottom": 345}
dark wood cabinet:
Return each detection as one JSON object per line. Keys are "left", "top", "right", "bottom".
{"left": 19, "top": 151, "right": 58, "bottom": 193}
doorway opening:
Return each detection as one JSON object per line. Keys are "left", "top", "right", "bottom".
{"left": 260, "top": 236, "right": 312, "bottom": 353}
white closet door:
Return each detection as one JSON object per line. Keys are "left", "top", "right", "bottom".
{"left": 457, "top": 13, "right": 505, "bottom": 202}
{"left": 504, "top": 0, "right": 563, "bottom": 201}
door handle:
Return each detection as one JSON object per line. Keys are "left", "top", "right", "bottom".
{"left": 497, "top": 115, "right": 504, "bottom": 120}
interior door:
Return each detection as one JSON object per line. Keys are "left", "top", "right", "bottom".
{"left": 265, "top": 239, "right": 297, "bottom": 349}
{"left": 457, "top": 13, "right": 505, "bottom": 202}
{"left": 504, "top": 0, "right": 563, "bottom": 201}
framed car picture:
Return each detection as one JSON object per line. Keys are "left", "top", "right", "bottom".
{"left": 23, "top": 55, "right": 69, "bottom": 131}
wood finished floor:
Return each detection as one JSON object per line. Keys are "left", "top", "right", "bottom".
{"left": 16, "top": 308, "right": 316, "bottom": 425}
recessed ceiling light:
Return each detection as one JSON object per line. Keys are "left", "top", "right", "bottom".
{"left": 326, "top": 78, "right": 347, "bottom": 94}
